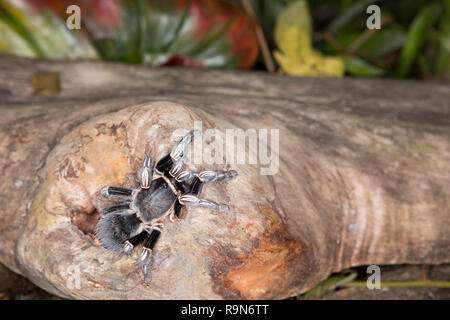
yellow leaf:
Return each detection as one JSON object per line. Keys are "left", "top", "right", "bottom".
{"left": 275, "top": 26, "right": 313, "bottom": 58}
{"left": 275, "top": 0, "right": 312, "bottom": 57}
{"left": 275, "top": 50, "right": 345, "bottom": 77}
{"left": 274, "top": 0, "right": 345, "bottom": 77}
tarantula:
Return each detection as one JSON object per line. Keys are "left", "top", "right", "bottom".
{"left": 96, "top": 130, "right": 237, "bottom": 284}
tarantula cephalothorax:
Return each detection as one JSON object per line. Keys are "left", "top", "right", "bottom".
{"left": 96, "top": 130, "right": 237, "bottom": 284}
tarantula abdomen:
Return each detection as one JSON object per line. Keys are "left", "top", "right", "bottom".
{"left": 97, "top": 211, "right": 143, "bottom": 252}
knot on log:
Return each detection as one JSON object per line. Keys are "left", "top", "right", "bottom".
{"left": 13, "top": 101, "right": 309, "bottom": 299}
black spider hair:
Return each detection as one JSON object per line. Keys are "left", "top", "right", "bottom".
{"left": 96, "top": 211, "right": 142, "bottom": 252}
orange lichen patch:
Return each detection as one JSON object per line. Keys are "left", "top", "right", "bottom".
{"left": 225, "top": 244, "right": 289, "bottom": 299}
{"left": 112, "top": 154, "right": 128, "bottom": 177}
{"left": 68, "top": 136, "right": 132, "bottom": 197}
{"left": 210, "top": 205, "right": 308, "bottom": 299}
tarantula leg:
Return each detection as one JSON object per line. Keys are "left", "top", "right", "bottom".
{"left": 169, "top": 155, "right": 187, "bottom": 178}
{"left": 155, "top": 153, "right": 173, "bottom": 174}
{"left": 170, "top": 130, "right": 199, "bottom": 162}
{"left": 176, "top": 169, "right": 238, "bottom": 183}
{"left": 190, "top": 177, "right": 204, "bottom": 195}
{"left": 174, "top": 170, "right": 196, "bottom": 182}
{"left": 179, "top": 176, "right": 229, "bottom": 212}
{"left": 102, "top": 202, "right": 132, "bottom": 215}
{"left": 170, "top": 200, "right": 187, "bottom": 222}
{"left": 140, "top": 157, "right": 153, "bottom": 189}
{"left": 101, "top": 186, "right": 133, "bottom": 200}
{"left": 155, "top": 130, "right": 198, "bottom": 174}
{"left": 140, "top": 226, "right": 162, "bottom": 284}
{"left": 123, "top": 231, "right": 147, "bottom": 255}
{"left": 178, "top": 194, "right": 229, "bottom": 212}
{"left": 197, "top": 170, "right": 238, "bottom": 182}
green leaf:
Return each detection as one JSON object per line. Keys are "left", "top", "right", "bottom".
{"left": 0, "top": 18, "right": 36, "bottom": 57}
{"left": 300, "top": 270, "right": 358, "bottom": 300}
{"left": 0, "top": 2, "right": 45, "bottom": 57}
{"left": 0, "top": 292, "right": 9, "bottom": 300}
{"left": 396, "top": 3, "right": 442, "bottom": 78}
{"left": 0, "top": 1, "right": 97, "bottom": 60}
{"left": 395, "top": 0, "right": 420, "bottom": 26}
{"left": 417, "top": 53, "right": 432, "bottom": 77}
{"left": 344, "top": 55, "right": 385, "bottom": 77}
{"left": 326, "top": 0, "right": 382, "bottom": 35}
{"left": 249, "top": 0, "right": 285, "bottom": 42}
{"left": 435, "top": 0, "right": 450, "bottom": 75}
{"left": 357, "top": 29, "right": 407, "bottom": 56}
{"left": 1, "top": 0, "right": 258, "bottom": 69}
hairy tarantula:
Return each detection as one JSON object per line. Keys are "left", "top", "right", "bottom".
{"left": 96, "top": 130, "right": 237, "bottom": 284}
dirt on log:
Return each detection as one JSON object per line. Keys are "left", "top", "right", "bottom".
{"left": 0, "top": 54, "right": 449, "bottom": 299}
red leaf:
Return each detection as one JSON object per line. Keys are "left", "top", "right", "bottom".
{"left": 176, "top": 0, "right": 259, "bottom": 69}
{"left": 162, "top": 54, "right": 203, "bottom": 67}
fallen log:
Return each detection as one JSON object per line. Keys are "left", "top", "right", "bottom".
{"left": 0, "top": 54, "right": 449, "bottom": 299}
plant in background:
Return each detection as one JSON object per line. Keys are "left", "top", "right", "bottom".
{"left": 0, "top": 0, "right": 448, "bottom": 78}
{"left": 251, "top": 0, "right": 449, "bottom": 79}
{"left": 273, "top": 0, "right": 345, "bottom": 77}
{"left": 0, "top": 0, "right": 259, "bottom": 69}
{"left": 0, "top": 0, "right": 98, "bottom": 59}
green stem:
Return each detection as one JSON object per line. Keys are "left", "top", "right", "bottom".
{"left": 343, "top": 280, "right": 450, "bottom": 288}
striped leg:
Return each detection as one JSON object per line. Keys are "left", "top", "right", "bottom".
{"left": 123, "top": 231, "right": 147, "bottom": 255}
{"left": 101, "top": 186, "right": 133, "bottom": 200}
{"left": 178, "top": 194, "right": 229, "bottom": 212}
{"left": 140, "top": 225, "right": 162, "bottom": 284}
{"left": 174, "top": 170, "right": 237, "bottom": 213}
{"left": 171, "top": 177, "right": 202, "bottom": 221}
{"left": 140, "top": 157, "right": 153, "bottom": 189}
{"left": 173, "top": 200, "right": 185, "bottom": 220}
{"left": 169, "top": 155, "right": 187, "bottom": 178}
{"left": 155, "top": 130, "right": 198, "bottom": 174}
{"left": 170, "top": 130, "right": 199, "bottom": 161}
{"left": 102, "top": 202, "right": 132, "bottom": 215}
{"left": 175, "top": 169, "right": 238, "bottom": 183}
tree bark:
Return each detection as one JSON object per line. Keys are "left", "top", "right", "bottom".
{"left": 0, "top": 54, "right": 449, "bottom": 299}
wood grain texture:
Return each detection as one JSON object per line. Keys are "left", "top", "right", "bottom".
{"left": 0, "top": 54, "right": 449, "bottom": 299}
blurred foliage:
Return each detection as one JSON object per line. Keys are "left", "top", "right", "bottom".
{"left": 0, "top": 1, "right": 98, "bottom": 59}
{"left": 252, "top": 0, "right": 450, "bottom": 79}
{"left": 298, "top": 269, "right": 358, "bottom": 300}
{"left": 396, "top": 3, "right": 442, "bottom": 77}
{"left": 0, "top": 0, "right": 259, "bottom": 69}
{"left": 0, "top": 0, "right": 449, "bottom": 79}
